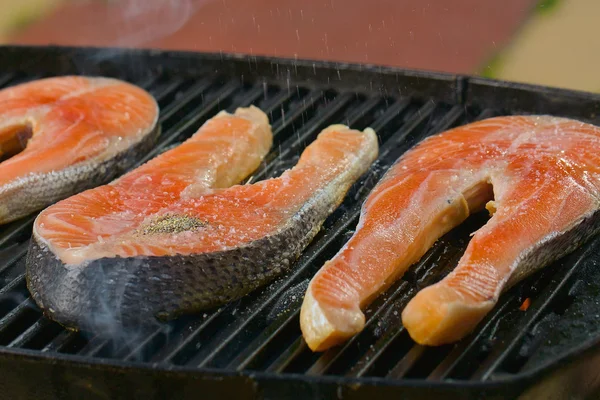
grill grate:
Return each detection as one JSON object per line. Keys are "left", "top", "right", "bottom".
{"left": 1, "top": 46, "right": 600, "bottom": 399}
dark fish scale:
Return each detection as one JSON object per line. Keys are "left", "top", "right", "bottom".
{"left": 25, "top": 162, "right": 352, "bottom": 332}
{"left": 0, "top": 124, "right": 161, "bottom": 222}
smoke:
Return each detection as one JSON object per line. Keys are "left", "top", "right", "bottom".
{"left": 69, "top": 0, "right": 212, "bottom": 75}
{"left": 70, "top": 0, "right": 213, "bottom": 50}
{"left": 28, "top": 251, "right": 174, "bottom": 361}
{"left": 33, "top": 0, "right": 218, "bottom": 357}
{"left": 107, "top": 0, "right": 196, "bottom": 48}
{"left": 74, "top": 256, "right": 168, "bottom": 357}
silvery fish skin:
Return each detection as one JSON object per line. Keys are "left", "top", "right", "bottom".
{"left": 26, "top": 124, "right": 378, "bottom": 333}
{"left": 0, "top": 76, "right": 160, "bottom": 224}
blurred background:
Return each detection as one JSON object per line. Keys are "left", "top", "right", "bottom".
{"left": 0, "top": 0, "right": 596, "bottom": 93}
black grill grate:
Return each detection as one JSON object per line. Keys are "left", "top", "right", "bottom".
{"left": 1, "top": 46, "right": 600, "bottom": 399}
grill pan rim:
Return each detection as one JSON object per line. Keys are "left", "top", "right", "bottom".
{"left": 0, "top": 44, "right": 599, "bottom": 398}
{"left": 0, "top": 344, "right": 546, "bottom": 388}
{"left": 0, "top": 44, "right": 463, "bottom": 80}
{"left": 0, "top": 334, "right": 598, "bottom": 400}
{"left": 5, "top": 44, "right": 600, "bottom": 104}
{"left": 0, "top": 318, "right": 599, "bottom": 388}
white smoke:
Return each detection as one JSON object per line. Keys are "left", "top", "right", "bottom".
{"left": 109, "top": 0, "right": 196, "bottom": 48}
{"left": 72, "top": 0, "right": 212, "bottom": 49}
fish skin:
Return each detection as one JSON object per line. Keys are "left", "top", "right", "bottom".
{"left": 30, "top": 105, "right": 275, "bottom": 266}
{"left": 27, "top": 105, "right": 274, "bottom": 331}
{"left": 403, "top": 207, "right": 600, "bottom": 346}
{"left": 26, "top": 184, "right": 332, "bottom": 330}
{"left": 301, "top": 115, "right": 600, "bottom": 351}
{"left": 27, "top": 110, "right": 378, "bottom": 331}
{"left": 0, "top": 127, "right": 160, "bottom": 224}
{"left": 0, "top": 76, "right": 160, "bottom": 224}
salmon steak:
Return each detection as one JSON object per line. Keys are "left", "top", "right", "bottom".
{"left": 26, "top": 105, "right": 378, "bottom": 331}
{"left": 0, "top": 76, "right": 159, "bottom": 224}
{"left": 301, "top": 115, "right": 600, "bottom": 351}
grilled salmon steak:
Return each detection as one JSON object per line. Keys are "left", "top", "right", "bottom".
{"left": 27, "top": 105, "right": 378, "bottom": 331}
{"left": 301, "top": 115, "right": 600, "bottom": 350}
{"left": 0, "top": 76, "right": 159, "bottom": 224}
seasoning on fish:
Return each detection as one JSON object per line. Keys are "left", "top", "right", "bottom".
{"left": 0, "top": 76, "right": 160, "bottom": 224}
{"left": 301, "top": 115, "right": 600, "bottom": 351}
{"left": 27, "top": 105, "right": 379, "bottom": 331}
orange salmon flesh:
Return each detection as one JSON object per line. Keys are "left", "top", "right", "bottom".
{"left": 26, "top": 105, "right": 379, "bottom": 331}
{"left": 0, "top": 76, "right": 159, "bottom": 224}
{"left": 34, "top": 106, "right": 273, "bottom": 265}
{"left": 301, "top": 115, "right": 600, "bottom": 351}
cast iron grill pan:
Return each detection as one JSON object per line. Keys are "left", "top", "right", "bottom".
{"left": 0, "top": 46, "right": 599, "bottom": 399}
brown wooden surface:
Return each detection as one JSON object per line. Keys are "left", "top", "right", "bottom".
{"left": 9, "top": 0, "right": 538, "bottom": 74}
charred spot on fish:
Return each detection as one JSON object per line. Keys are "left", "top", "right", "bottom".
{"left": 140, "top": 214, "right": 207, "bottom": 235}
